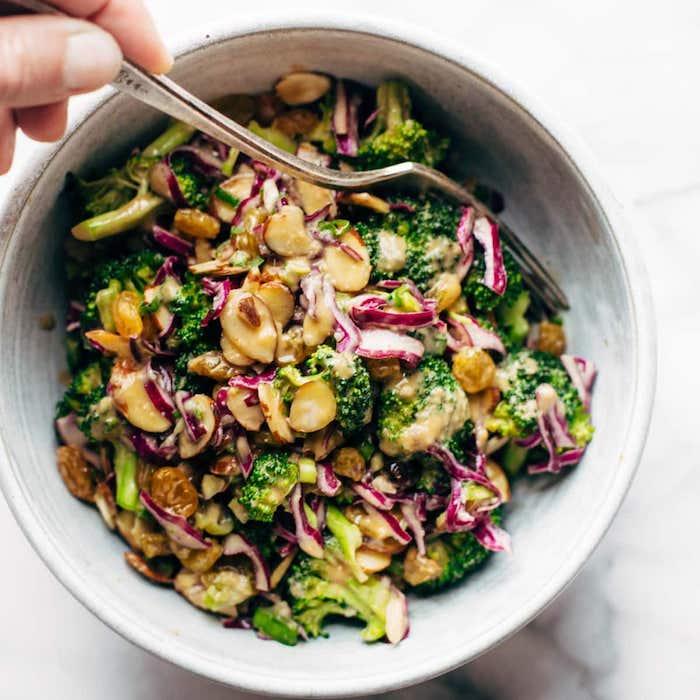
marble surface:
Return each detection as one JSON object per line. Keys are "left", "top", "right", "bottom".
{"left": 1, "top": 1, "right": 699, "bottom": 698}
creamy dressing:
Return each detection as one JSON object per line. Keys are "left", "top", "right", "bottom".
{"left": 377, "top": 230, "right": 407, "bottom": 273}
{"left": 496, "top": 355, "right": 539, "bottom": 392}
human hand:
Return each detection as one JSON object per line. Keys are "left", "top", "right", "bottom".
{"left": 0, "top": 0, "right": 172, "bottom": 173}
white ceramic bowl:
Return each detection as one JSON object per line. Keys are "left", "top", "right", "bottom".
{"left": 0, "top": 15, "right": 655, "bottom": 698}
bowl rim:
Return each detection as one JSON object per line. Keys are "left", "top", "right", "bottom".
{"left": 0, "top": 12, "right": 656, "bottom": 698}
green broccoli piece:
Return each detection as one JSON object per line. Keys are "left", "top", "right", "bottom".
{"left": 248, "top": 120, "right": 297, "bottom": 153}
{"left": 326, "top": 504, "right": 367, "bottom": 583}
{"left": 169, "top": 154, "right": 210, "bottom": 209}
{"left": 252, "top": 602, "right": 300, "bottom": 646}
{"left": 410, "top": 512, "right": 502, "bottom": 593}
{"left": 357, "top": 81, "right": 448, "bottom": 169}
{"left": 239, "top": 450, "right": 299, "bottom": 522}
{"left": 168, "top": 273, "right": 211, "bottom": 350}
{"left": 55, "top": 363, "right": 106, "bottom": 439}
{"left": 496, "top": 289, "right": 531, "bottom": 351}
{"left": 305, "top": 345, "right": 373, "bottom": 435}
{"left": 465, "top": 249, "right": 524, "bottom": 313}
{"left": 307, "top": 93, "right": 336, "bottom": 154}
{"left": 113, "top": 441, "right": 140, "bottom": 512}
{"left": 486, "top": 350, "right": 593, "bottom": 446}
{"left": 377, "top": 355, "right": 465, "bottom": 456}
{"left": 288, "top": 543, "right": 393, "bottom": 641}
{"left": 81, "top": 249, "right": 164, "bottom": 330}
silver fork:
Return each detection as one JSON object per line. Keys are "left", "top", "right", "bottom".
{"left": 7, "top": 0, "right": 568, "bottom": 312}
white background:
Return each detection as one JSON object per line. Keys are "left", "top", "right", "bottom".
{"left": 1, "top": 1, "right": 699, "bottom": 698}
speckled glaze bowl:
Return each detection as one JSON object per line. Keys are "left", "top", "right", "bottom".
{"left": 0, "top": 14, "right": 655, "bottom": 698}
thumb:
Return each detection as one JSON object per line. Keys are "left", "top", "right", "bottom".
{"left": 0, "top": 15, "right": 122, "bottom": 108}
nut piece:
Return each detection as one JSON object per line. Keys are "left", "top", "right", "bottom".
{"left": 171, "top": 541, "right": 223, "bottom": 574}
{"left": 220, "top": 335, "right": 256, "bottom": 367}
{"left": 288, "top": 380, "right": 337, "bottom": 433}
{"left": 295, "top": 179, "right": 335, "bottom": 216}
{"left": 116, "top": 510, "right": 170, "bottom": 556}
{"left": 427, "top": 272, "right": 462, "bottom": 312}
{"left": 110, "top": 361, "right": 172, "bottom": 433}
{"left": 366, "top": 358, "right": 403, "bottom": 383}
{"left": 403, "top": 545, "right": 444, "bottom": 586}
{"left": 226, "top": 386, "right": 265, "bottom": 431}
{"left": 273, "top": 109, "right": 319, "bottom": 137}
{"left": 256, "top": 281, "right": 295, "bottom": 327}
{"left": 211, "top": 454, "right": 241, "bottom": 477}
{"left": 94, "top": 482, "right": 117, "bottom": 529}
{"left": 341, "top": 192, "right": 391, "bottom": 214}
{"left": 323, "top": 229, "right": 371, "bottom": 292}
{"left": 264, "top": 205, "right": 315, "bottom": 257}
{"left": 275, "top": 72, "right": 331, "bottom": 105}
{"left": 124, "top": 551, "right": 174, "bottom": 585}
{"left": 485, "top": 459, "right": 511, "bottom": 503}
{"left": 258, "top": 381, "right": 294, "bottom": 443}
{"left": 220, "top": 290, "right": 278, "bottom": 364}
{"left": 56, "top": 446, "right": 95, "bottom": 502}
{"left": 332, "top": 447, "right": 366, "bottom": 481}
{"left": 276, "top": 325, "right": 307, "bottom": 365}
{"left": 536, "top": 321, "right": 567, "bottom": 356}
{"left": 356, "top": 546, "right": 392, "bottom": 574}
{"left": 178, "top": 394, "right": 218, "bottom": 459}
{"left": 210, "top": 172, "right": 255, "bottom": 222}
{"left": 452, "top": 347, "right": 497, "bottom": 394}
{"left": 187, "top": 351, "right": 237, "bottom": 381}
{"left": 174, "top": 208, "right": 221, "bottom": 239}
{"left": 302, "top": 293, "right": 334, "bottom": 348}
{"left": 112, "top": 290, "right": 143, "bottom": 338}
{"left": 303, "top": 426, "right": 344, "bottom": 460}
{"left": 149, "top": 466, "right": 199, "bottom": 518}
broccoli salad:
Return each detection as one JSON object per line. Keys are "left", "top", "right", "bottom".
{"left": 55, "top": 72, "right": 596, "bottom": 646}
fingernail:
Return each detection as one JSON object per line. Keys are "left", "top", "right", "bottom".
{"left": 63, "top": 30, "right": 122, "bottom": 91}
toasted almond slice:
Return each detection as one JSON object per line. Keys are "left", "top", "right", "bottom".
{"left": 220, "top": 335, "right": 256, "bottom": 367}
{"left": 85, "top": 329, "right": 133, "bottom": 359}
{"left": 263, "top": 205, "right": 315, "bottom": 257}
{"left": 188, "top": 259, "right": 250, "bottom": 277}
{"left": 288, "top": 380, "right": 337, "bottom": 433}
{"left": 258, "top": 382, "right": 294, "bottom": 443}
{"left": 275, "top": 72, "right": 331, "bottom": 105}
{"left": 485, "top": 459, "right": 511, "bottom": 503}
{"left": 210, "top": 171, "right": 255, "bottom": 223}
{"left": 226, "top": 386, "right": 265, "bottom": 431}
{"left": 356, "top": 546, "right": 392, "bottom": 574}
{"left": 323, "top": 229, "right": 371, "bottom": 292}
{"left": 110, "top": 362, "right": 171, "bottom": 433}
{"left": 302, "top": 292, "right": 335, "bottom": 347}
{"left": 178, "top": 395, "right": 217, "bottom": 459}
{"left": 295, "top": 179, "right": 335, "bottom": 216}
{"left": 220, "top": 291, "right": 278, "bottom": 364}
{"left": 341, "top": 192, "right": 391, "bottom": 214}
{"left": 255, "top": 281, "right": 295, "bottom": 327}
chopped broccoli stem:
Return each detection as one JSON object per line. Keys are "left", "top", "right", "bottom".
{"left": 113, "top": 442, "right": 140, "bottom": 512}
{"left": 248, "top": 120, "right": 297, "bottom": 153}
{"left": 252, "top": 606, "right": 299, "bottom": 646}
{"left": 71, "top": 193, "right": 163, "bottom": 241}
{"left": 142, "top": 121, "right": 196, "bottom": 160}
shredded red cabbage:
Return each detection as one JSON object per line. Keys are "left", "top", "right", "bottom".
{"left": 139, "top": 490, "right": 210, "bottom": 549}
{"left": 223, "top": 533, "right": 271, "bottom": 592}
{"left": 473, "top": 216, "right": 507, "bottom": 295}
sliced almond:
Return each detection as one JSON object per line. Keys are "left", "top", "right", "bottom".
{"left": 257, "top": 382, "right": 294, "bottom": 443}
{"left": 149, "top": 161, "right": 172, "bottom": 199}
{"left": 302, "top": 291, "right": 335, "bottom": 347}
{"left": 356, "top": 546, "right": 392, "bottom": 574}
{"left": 220, "top": 290, "right": 278, "bottom": 364}
{"left": 485, "top": 459, "right": 511, "bottom": 503}
{"left": 341, "top": 192, "right": 391, "bottom": 214}
{"left": 295, "top": 179, "right": 335, "bottom": 216}
{"left": 209, "top": 171, "right": 255, "bottom": 223}
{"left": 220, "top": 335, "right": 255, "bottom": 367}
{"left": 323, "top": 229, "right": 371, "bottom": 292}
{"left": 110, "top": 362, "right": 171, "bottom": 433}
{"left": 255, "top": 281, "right": 295, "bottom": 327}
{"left": 275, "top": 72, "right": 331, "bottom": 105}
{"left": 226, "top": 386, "right": 265, "bottom": 431}
{"left": 188, "top": 259, "right": 250, "bottom": 277}
{"left": 178, "top": 394, "right": 217, "bottom": 459}
{"left": 276, "top": 325, "right": 306, "bottom": 365}
{"left": 263, "top": 205, "right": 315, "bottom": 257}
{"left": 288, "top": 380, "right": 337, "bottom": 433}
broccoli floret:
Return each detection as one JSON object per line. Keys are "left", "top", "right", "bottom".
{"left": 496, "top": 289, "right": 531, "bottom": 351}
{"left": 288, "top": 543, "right": 393, "bottom": 641}
{"left": 569, "top": 405, "right": 595, "bottom": 447}
{"left": 377, "top": 356, "right": 467, "bottom": 456}
{"left": 326, "top": 504, "right": 367, "bottom": 583}
{"left": 486, "top": 350, "right": 592, "bottom": 444}
{"left": 307, "top": 93, "right": 336, "bottom": 154}
{"left": 252, "top": 601, "right": 300, "bottom": 646}
{"left": 357, "top": 81, "right": 448, "bottom": 169}
{"left": 81, "top": 249, "right": 164, "bottom": 330}
{"left": 55, "top": 363, "right": 106, "bottom": 438}
{"left": 465, "top": 249, "right": 524, "bottom": 313}
{"left": 169, "top": 154, "right": 210, "bottom": 209}
{"left": 239, "top": 450, "right": 299, "bottom": 522}
{"left": 305, "top": 345, "right": 373, "bottom": 435}
{"left": 410, "top": 512, "right": 502, "bottom": 593}
{"left": 356, "top": 194, "right": 462, "bottom": 292}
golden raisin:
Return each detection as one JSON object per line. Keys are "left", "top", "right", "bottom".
{"left": 537, "top": 321, "right": 566, "bottom": 356}
{"left": 174, "top": 208, "right": 221, "bottom": 239}
{"left": 366, "top": 358, "right": 403, "bottom": 383}
{"left": 332, "top": 447, "right": 366, "bottom": 481}
{"left": 170, "top": 541, "right": 223, "bottom": 573}
{"left": 452, "top": 347, "right": 496, "bottom": 393}
{"left": 210, "top": 454, "right": 241, "bottom": 477}
{"left": 112, "top": 291, "right": 143, "bottom": 338}
{"left": 56, "top": 446, "right": 95, "bottom": 502}
{"left": 149, "top": 467, "right": 199, "bottom": 518}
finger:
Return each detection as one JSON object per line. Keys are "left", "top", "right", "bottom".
{"left": 0, "top": 107, "right": 16, "bottom": 174}
{"left": 54, "top": 0, "right": 172, "bottom": 73}
{"left": 15, "top": 100, "right": 69, "bottom": 142}
{"left": 0, "top": 16, "right": 122, "bottom": 108}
